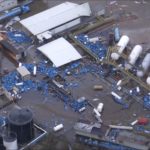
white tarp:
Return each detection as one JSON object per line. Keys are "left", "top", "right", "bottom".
{"left": 38, "top": 37, "right": 82, "bottom": 67}
{"left": 20, "top": 2, "right": 91, "bottom": 35}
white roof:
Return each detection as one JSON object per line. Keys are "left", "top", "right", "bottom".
{"left": 20, "top": 2, "right": 91, "bottom": 35}
{"left": 38, "top": 37, "right": 82, "bottom": 67}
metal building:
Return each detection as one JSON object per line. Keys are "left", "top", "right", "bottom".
{"left": 20, "top": 2, "right": 91, "bottom": 38}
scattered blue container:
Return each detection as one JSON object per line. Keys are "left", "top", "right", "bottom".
{"left": 0, "top": 5, "right": 30, "bottom": 22}
{"left": 143, "top": 94, "right": 150, "bottom": 110}
{"left": 114, "top": 27, "right": 120, "bottom": 42}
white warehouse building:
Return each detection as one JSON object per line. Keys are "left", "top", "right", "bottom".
{"left": 20, "top": 2, "right": 91, "bottom": 40}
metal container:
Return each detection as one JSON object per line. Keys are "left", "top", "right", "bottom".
{"left": 8, "top": 108, "right": 34, "bottom": 144}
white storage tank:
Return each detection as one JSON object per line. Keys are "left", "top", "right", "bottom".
{"left": 111, "top": 35, "right": 129, "bottom": 60}
{"left": 125, "top": 45, "right": 143, "bottom": 69}
{"left": 137, "top": 53, "right": 150, "bottom": 77}
{"left": 3, "top": 132, "right": 18, "bottom": 150}
{"left": 146, "top": 75, "right": 150, "bottom": 85}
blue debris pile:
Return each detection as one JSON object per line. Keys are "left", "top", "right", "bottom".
{"left": 2, "top": 71, "right": 49, "bottom": 95}
{"left": 112, "top": 95, "right": 129, "bottom": 109}
{"left": 62, "top": 60, "right": 108, "bottom": 79}
{"left": 23, "top": 61, "right": 58, "bottom": 78}
{"left": 108, "top": 129, "right": 120, "bottom": 141}
{"left": 134, "top": 124, "right": 150, "bottom": 134}
{"left": 70, "top": 97, "right": 87, "bottom": 112}
{"left": 37, "top": 61, "right": 58, "bottom": 78}
{"left": 143, "top": 94, "right": 150, "bottom": 110}
{"left": 75, "top": 34, "right": 108, "bottom": 59}
{"left": 7, "top": 30, "right": 32, "bottom": 43}
{"left": 78, "top": 135, "right": 132, "bottom": 150}
{"left": 2, "top": 62, "right": 58, "bottom": 94}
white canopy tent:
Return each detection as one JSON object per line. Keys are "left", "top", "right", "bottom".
{"left": 38, "top": 37, "right": 82, "bottom": 67}
{"left": 20, "top": 2, "right": 91, "bottom": 36}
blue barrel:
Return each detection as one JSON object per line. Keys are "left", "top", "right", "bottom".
{"left": 114, "top": 27, "right": 120, "bottom": 42}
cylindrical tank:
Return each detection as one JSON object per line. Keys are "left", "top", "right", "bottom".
{"left": 137, "top": 53, "right": 150, "bottom": 77}
{"left": 125, "top": 45, "right": 143, "bottom": 69}
{"left": 111, "top": 35, "right": 129, "bottom": 60}
{"left": 146, "top": 75, "right": 150, "bottom": 85}
{"left": 3, "top": 132, "right": 18, "bottom": 150}
{"left": 8, "top": 108, "right": 34, "bottom": 144}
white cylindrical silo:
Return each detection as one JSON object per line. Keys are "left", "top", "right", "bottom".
{"left": 146, "top": 75, "right": 150, "bottom": 85}
{"left": 111, "top": 35, "right": 129, "bottom": 60}
{"left": 137, "top": 53, "right": 150, "bottom": 77}
{"left": 125, "top": 45, "right": 143, "bottom": 69}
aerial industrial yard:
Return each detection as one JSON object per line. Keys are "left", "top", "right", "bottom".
{"left": 0, "top": 0, "right": 149, "bottom": 150}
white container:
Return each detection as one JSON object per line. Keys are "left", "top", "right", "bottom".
{"left": 97, "top": 103, "right": 104, "bottom": 113}
{"left": 18, "top": 62, "right": 22, "bottom": 67}
{"left": 126, "top": 45, "right": 143, "bottom": 69}
{"left": 15, "top": 82, "right": 23, "bottom": 86}
{"left": 137, "top": 53, "right": 150, "bottom": 77}
{"left": 111, "top": 91, "right": 121, "bottom": 99}
{"left": 117, "top": 86, "right": 122, "bottom": 91}
{"left": 116, "top": 80, "right": 122, "bottom": 86}
{"left": 111, "top": 35, "right": 129, "bottom": 60}
{"left": 89, "top": 37, "right": 99, "bottom": 43}
{"left": 136, "top": 86, "right": 140, "bottom": 93}
{"left": 33, "top": 66, "right": 37, "bottom": 76}
{"left": 131, "top": 120, "right": 138, "bottom": 126}
{"left": 3, "top": 132, "right": 18, "bottom": 150}
{"left": 79, "top": 107, "right": 86, "bottom": 112}
{"left": 93, "top": 108, "right": 101, "bottom": 117}
{"left": 53, "top": 124, "right": 63, "bottom": 132}
{"left": 146, "top": 75, "right": 150, "bottom": 85}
